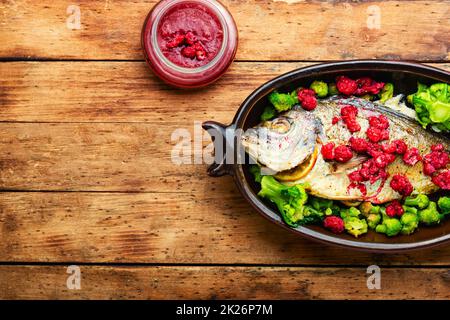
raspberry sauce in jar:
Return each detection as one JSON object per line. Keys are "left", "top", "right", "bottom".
{"left": 142, "top": 0, "right": 238, "bottom": 88}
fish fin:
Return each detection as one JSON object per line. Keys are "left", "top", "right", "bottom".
{"left": 331, "top": 155, "right": 369, "bottom": 174}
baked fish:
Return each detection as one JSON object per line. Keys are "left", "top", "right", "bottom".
{"left": 241, "top": 97, "right": 449, "bottom": 203}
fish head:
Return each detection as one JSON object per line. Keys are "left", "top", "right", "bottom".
{"left": 241, "top": 108, "right": 322, "bottom": 173}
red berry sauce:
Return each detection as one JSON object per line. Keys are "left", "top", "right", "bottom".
{"left": 157, "top": 2, "right": 224, "bottom": 68}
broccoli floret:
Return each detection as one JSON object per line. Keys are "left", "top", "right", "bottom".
{"left": 408, "top": 82, "right": 450, "bottom": 131}
{"left": 375, "top": 208, "right": 402, "bottom": 236}
{"left": 438, "top": 196, "right": 450, "bottom": 215}
{"left": 367, "top": 212, "right": 381, "bottom": 230}
{"left": 268, "top": 91, "right": 297, "bottom": 112}
{"left": 328, "top": 83, "right": 338, "bottom": 96}
{"left": 404, "top": 194, "right": 430, "bottom": 209}
{"left": 258, "top": 176, "right": 308, "bottom": 227}
{"left": 298, "top": 205, "right": 325, "bottom": 225}
{"left": 308, "top": 196, "right": 333, "bottom": 211}
{"left": 290, "top": 89, "right": 299, "bottom": 103}
{"left": 338, "top": 207, "right": 368, "bottom": 237}
{"left": 260, "top": 105, "right": 277, "bottom": 121}
{"left": 310, "top": 81, "right": 328, "bottom": 98}
{"left": 340, "top": 207, "right": 361, "bottom": 220}
{"left": 400, "top": 207, "right": 420, "bottom": 235}
{"left": 379, "top": 83, "right": 394, "bottom": 103}
{"left": 308, "top": 196, "right": 340, "bottom": 216}
{"left": 375, "top": 217, "right": 402, "bottom": 237}
{"left": 344, "top": 216, "right": 368, "bottom": 237}
{"left": 359, "top": 202, "right": 380, "bottom": 216}
{"left": 249, "top": 165, "right": 262, "bottom": 183}
{"left": 418, "top": 201, "right": 444, "bottom": 225}
{"left": 359, "top": 201, "right": 382, "bottom": 229}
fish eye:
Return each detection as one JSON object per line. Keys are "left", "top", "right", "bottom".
{"left": 268, "top": 118, "right": 291, "bottom": 133}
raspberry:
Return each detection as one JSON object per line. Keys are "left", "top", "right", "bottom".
{"left": 386, "top": 200, "right": 404, "bottom": 217}
{"left": 386, "top": 153, "right": 396, "bottom": 163}
{"left": 368, "top": 115, "right": 389, "bottom": 130}
{"left": 348, "top": 170, "right": 365, "bottom": 182}
{"left": 423, "top": 162, "right": 436, "bottom": 176}
{"left": 181, "top": 46, "right": 196, "bottom": 59}
{"left": 355, "top": 77, "right": 385, "bottom": 95}
{"left": 323, "top": 216, "right": 345, "bottom": 234}
{"left": 381, "top": 142, "right": 397, "bottom": 154}
{"left": 393, "top": 139, "right": 408, "bottom": 155}
{"left": 422, "top": 146, "right": 449, "bottom": 176}
{"left": 432, "top": 170, "right": 450, "bottom": 190}
{"left": 369, "top": 167, "right": 388, "bottom": 184}
{"left": 341, "top": 105, "right": 358, "bottom": 118}
{"left": 193, "top": 42, "right": 205, "bottom": 52}
{"left": 403, "top": 148, "right": 422, "bottom": 166}
{"left": 431, "top": 144, "right": 445, "bottom": 152}
{"left": 166, "top": 33, "right": 185, "bottom": 48}
{"left": 366, "top": 127, "right": 384, "bottom": 143}
{"left": 340, "top": 105, "right": 361, "bottom": 132}
{"left": 374, "top": 153, "right": 396, "bottom": 169}
{"left": 332, "top": 116, "right": 340, "bottom": 125}
{"left": 334, "top": 145, "right": 353, "bottom": 163}
{"left": 349, "top": 137, "right": 369, "bottom": 153}
{"left": 423, "top": 150, "right": 449, "bottom": 171}
{"left": 321, "top": 143, "right": 335, "bottom": 160}
{"left": 196, "top": 50, "right": 206, "bottom": 60}
{"left": 185, "top": 31, "right": 196, "bottom": 45}
{"left": 345, "top": 119, "right": 361, "bottom": 133}
{"left": 390, "top": 174, "right": 413, "bottom": 197}
{"left": 336, "top": 76, "right": 358, "bottom": 95}
{"left": 297, "top": 88, "right": 317, "bottom": 111}
{"left": 367, "top": 143, "right": 383, "bottom": 158}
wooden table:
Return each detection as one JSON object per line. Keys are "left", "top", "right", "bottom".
{"left": 0, "top": 0, "right": 449, "bottom": 300}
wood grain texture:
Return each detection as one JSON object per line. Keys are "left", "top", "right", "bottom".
{"left": 2, "top": 191, "right": 450, "bottom": 265}
{"left": 1, "top": 61, "right": 449, "bottom": 123}
{"left": 0, "top": 1, "right": 449, "bottom": 61}
{"left": 1, "top": 265, "right": 450, "bottom": 299}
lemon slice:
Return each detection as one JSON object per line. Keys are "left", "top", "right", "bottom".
{"left": 274, "top": 146, "right": 319, "bottom": 182}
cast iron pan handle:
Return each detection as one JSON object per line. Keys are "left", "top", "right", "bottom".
{"left": 202, "top": 121, "right": 235, "bottom": 177}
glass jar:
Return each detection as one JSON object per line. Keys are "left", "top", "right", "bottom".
{"left": 141, "top": 0, "right": 238, "bottom": 88}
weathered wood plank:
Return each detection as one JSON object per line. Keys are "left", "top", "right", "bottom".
{"left": 0, "top": 61, "right": 309, "bottom": 122}
{"left": 1, "top": 62, "right": 449, "bottom": 123}
{"left": 0, "top": 122, "right": 212, "bottom": 192}
{"left": 2, "top": 191, "right": 450, "bottom": 264}
{"left": 1, "top": 1, "right": 448, "bottom": 61}
{"left": 1, "top": 265, "right": 449, "bottom": 299}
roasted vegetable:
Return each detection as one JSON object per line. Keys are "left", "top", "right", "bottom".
{"left": 340, "top": 207, "right": 368, "bottom": 237}
{"left": 260, "top": 105, "right": 277, "bottom": 121}
{"left": 418, "top": 201, "right": 444, "bottom": 225}
{"left": 408, "top": 82, "right": 450, "bottom": 132}
{"left": 310, "top": 80, "right": 328, "bottom": 98}
{"left": 258, "top": 176, "right": 308, "bottom": 227}
{"left": 344, "top": 217, "right": 368, "bottom": 237}
{"left": 328, "top": 83, "right": 338, "bottom": 96}
{"left": 375, "top": 208, "right": 402, "bottom": 236}
{"left": 359, "top": 202, "right": 381, "bottom": 229}
{"left": 379, "top": 83, "right": 394, "bottom": 103}
{"left": 367, "top": 212, "right": 381, "bottom": 230}
{"left": 438, "top": 196, "right": 450, "bottom": 215}
{"left": 400, "top": 207, "right": 420, "bottom": 235}
{"left": 404, "top": 194, "right": 430, "bottom": 209}
{"left": 249, "top": 165, "right": 263, "bottom": 183}
{"left": 268, "top": 91, "right": 297, "bottom": 112}
{"left": 299, "top": 205, "right": 325, "bottom": 225}
{"left": 308, "top": 196, "right": 340, "bottom": 216}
